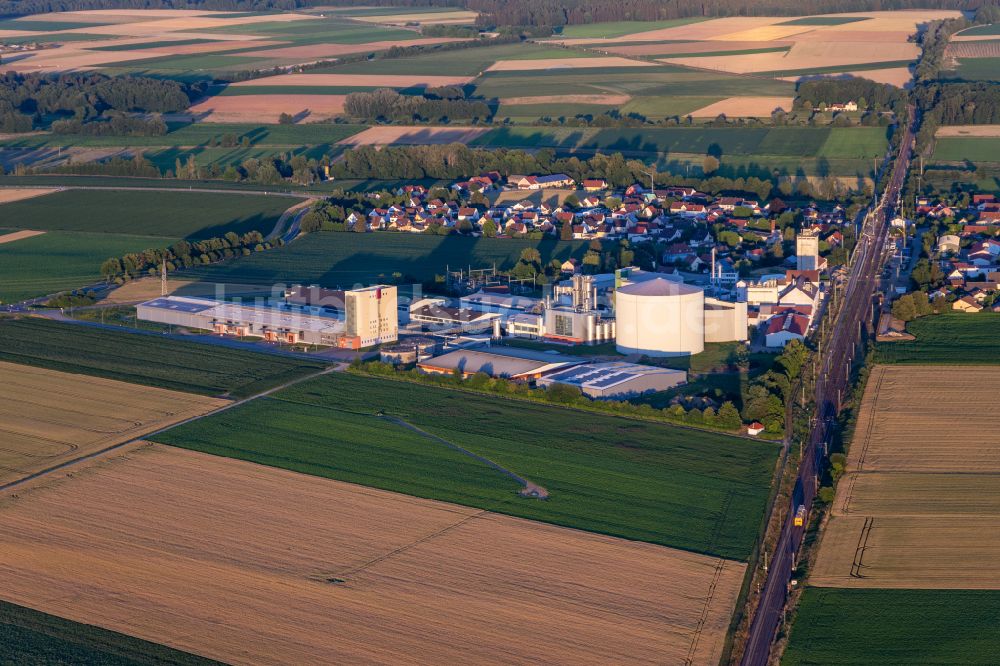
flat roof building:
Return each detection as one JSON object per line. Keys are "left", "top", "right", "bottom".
{"left": 417, "top": 347, "right": 582, "bottom": 380}
{"left": 537, "top": 362, "right": 687, "bottom": 399}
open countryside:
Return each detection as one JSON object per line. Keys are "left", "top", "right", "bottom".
{"left": 154, "top": 371, "right": 780, "bottom": 560}
{"left": 1, "top": 1, "right": 998, "bottom": 664}
{"left": 0, "top": 444, "right": 746, "bottom": 665}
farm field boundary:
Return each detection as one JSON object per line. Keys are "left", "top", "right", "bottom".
{"left": 810, "top": 365, "right": 1000, "bottom": 588}
{"left": 0, "top": 443, "right": 746, "bottom": 666}
{"left": 153, "top": 371, "right": 779, "bottom": 560}
{"left": 0, "top": 360, "right": 226, "bottom": 486}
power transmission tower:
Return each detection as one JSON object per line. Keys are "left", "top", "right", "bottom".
{"left": 161, "top": 261, "right": 167, "bottom": 297}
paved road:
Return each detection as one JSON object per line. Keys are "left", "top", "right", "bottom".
{"left": 739, "top": 104, "right": 916, "bottom": 666}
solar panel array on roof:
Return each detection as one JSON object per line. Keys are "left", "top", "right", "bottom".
{"left": 589, "top": 372, "right": 637, "bottom": 389}
{"left": 142, "top": 298, "right": 216, "bottom": 314}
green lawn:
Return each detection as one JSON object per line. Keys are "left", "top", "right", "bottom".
{"left": 153, "top": 371, "right": 778, "bottom": 560}
{"left": 783, "top": 588, "right": 1000, "bottom": 664}
{"left": 0, "top": 318, "right": 327, "bottom": 397}
{"left": 183, "top": 231, "right": 592, "bottom": 286}
{"left": 951, "top": 57, "right": 1000, "bottom": 82}
{"left": 932, "top": 137, "right": 1000, "bottom": 163}
{"left": 873, "top": 312, "right": 1000, "bottom": 364}
{"left": 556, "top": 18, "right": 705, "bottom": 39}
{"left": 0, "top": 599, "right": 219, "bottom": 666}
{"left": 0, "top": 190, "right": 292, "bottom": 239}
{"left": 0, "top": 230, "right": 166, "bottom": 303}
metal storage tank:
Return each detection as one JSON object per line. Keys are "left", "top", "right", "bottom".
{"left": 615, "top": 278, "right": 704, "bottom": 356}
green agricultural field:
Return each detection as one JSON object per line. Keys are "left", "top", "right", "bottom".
{"left": 1, "top": 32, "right": 108, "bottom": 43}
{"left": 182, "top": 231, "right": 590, "bottom": 287}
{"left": 873, "top": 312, "right": 1000, "bottom": 364}
{"left": 0, "top": 318, "right": 327, "bottom": 397}
{"left": 817, "top": 127, "right": 889, "bottom": 159}
{"left": 0, "top": 190, "right": 293, "bottom": 239}
{"left": 496, "top": 102, "right": 617, "bottom": 122}
{"left": 777, "top": 16, "right": 869, "bottom": 26}
{"left": 154, "top": 371, "right": 778, "bottom": 560}
{"left": 0, "top": 230, "right": 166, "bottom": 303}
{"left": 473, "top": 126, "right": 847, "bottom": 157}
{"left": 0, "top": 122, "right": 365, "bottom": 149}
{"left": 951, "top": 57, "right": 1000, "bottom": 82}
{"left": 783, "top": 588, "right": 1000, "bottom": 664}
{"left": 621, "top": 95, "right": 723, "bottom": 118}
{"left": 0, "top": 599, "right": 220, "bottom": 666}
{"left": 756, "top": 59, "right": 914, "bottom": 78}
{"left": 143, "top": 144, "right": 340, "bottom": 171}
{"left": 89, "top": 38, "right": 218, "bottom": 52}
{"left": 932, "top": 137, "right": 1000, "bottom": 162}
{"left": 957, "top": 23, "right": 1000, "bottom": 37}
{"left": 471, "top": 67, "right": 794, "bottom": 100}
{"left": 312, "top": 43, "right": 596, "bottom": 77}
{"left": 556, "top": 18, "right": 705, "bottom": 39}
{"left": 101, "top": 52, "right": 264, "bottom": 72}
{"left": 0, "top": 19, "right": 104, "bottom": 31}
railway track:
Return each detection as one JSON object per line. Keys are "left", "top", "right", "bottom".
{"left": 739, "top": 104, "right": 916, "bottom": 666}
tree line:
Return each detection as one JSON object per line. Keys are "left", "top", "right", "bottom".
{"left": 343, "top": 89, "right": 491, "bottom": 123}
{"left": 0, "top": 71, "right": 193, "bottom": 133}
{"left": 466, "top": 0, "right": 974, "bottom": 30}
{"left": 99, "top": 231, "right": 276, "bottom": 283}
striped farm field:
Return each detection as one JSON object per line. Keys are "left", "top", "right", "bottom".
{"left": 810, "top": 365, "right": 1000, "bottom": 589}
{"left": 0, "top": 361, "right": 226, "bottom": 486}
{"left": 0, "top": 443, "right": 746, "bottom": 665}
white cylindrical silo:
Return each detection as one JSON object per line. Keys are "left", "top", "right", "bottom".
{"left": 615, "top": 278, "right": 704, "bottom": 356}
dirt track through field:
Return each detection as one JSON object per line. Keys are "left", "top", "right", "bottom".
{"left": 0, "top": 444, "right": 745, "bottom": 665}
{"left": 0, "top": 230, "right": 45, "bottom": 244}
{"left": 811, "top": 365, "right": 1000, "bottom": 589}
{"left": 0, "top": 361, "right": 226, "bottom": 486}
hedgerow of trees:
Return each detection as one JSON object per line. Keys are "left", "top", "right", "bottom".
{"left": 343, "top": 88, "right": 491, "bottom": 123}
{"left": 99, "top": 231, "right": 276, "bottom": 283}
{"left": 0, "top": 71, "right": 193, "bottom": 133}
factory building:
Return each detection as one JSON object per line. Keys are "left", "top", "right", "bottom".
{"left": 138, "top": 285, "right": 398, "bottom": 349}
{"left": 417, "top": 347, "right": 582, "bottom": 380}
{"left": 615, "top": 278, "right": 705, "bottom": 357}
{"left": 537, "top": 362, "right": 686, "bottom": 399}
{"left": 543, "top": 274, "right": 616, "bottom": 344}
{"left": 137, "top": 296, "right": 346, "bottom": 345}
{"left": 344, "top": 285, "right": 398, "bottom": 348}
{"left": 704, "top": 298, "right": 749, "bottom": 343}
{"left": 796, "top": 231, "right": 821, "bottom": 272}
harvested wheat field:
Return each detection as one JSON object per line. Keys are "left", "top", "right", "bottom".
{"left": 663, "top": 41, "right": 918, "bottom": 74}
{"left": 228, "top": 72, "right": 473, "bottom": 88}
{"left": 832, "top": 67, "right": 912, "bottom": 87}
{"left": 0, "top": 188, "right": 57, "bottom": 204}
{"left": 486, "top": 56, "right": 653, "bottom": 71}
{"left": 0, "top": 230, "right": 45, "bottom": 245}
{"left": 691, "top": 96, "right": 793, "bottom": 117}
{"left": 99, "top": 277, "right": 277, "bottom": 305}
{"left": 937, "top": 125, "right": 1000, "bottom": 137}
{"left": 0, "top": 362, "right": 226, "bottom": 486}
{"left": 339, "top": 125, "right": 489, "bottom": 146}
{"left": 187, "top": 94, "right": 346, "bottom": 123}
{"left": 601, "top": 40, "right": 791, "bottom": 56}
{"left": 810, "top": 365, "right": 1000, "bottom": 589}
{"left": 0, "top": 444, "right": 745, "bottom": 665}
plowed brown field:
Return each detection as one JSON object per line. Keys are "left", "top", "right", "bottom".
{"left": 0, "top": 362, "right": 226, "bottom": 486}
{"left": 810, "top": 365, "right": 1000, "bottom": 589}
{"left": 0, "top": 444, "right": 746, "bottom": 665}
